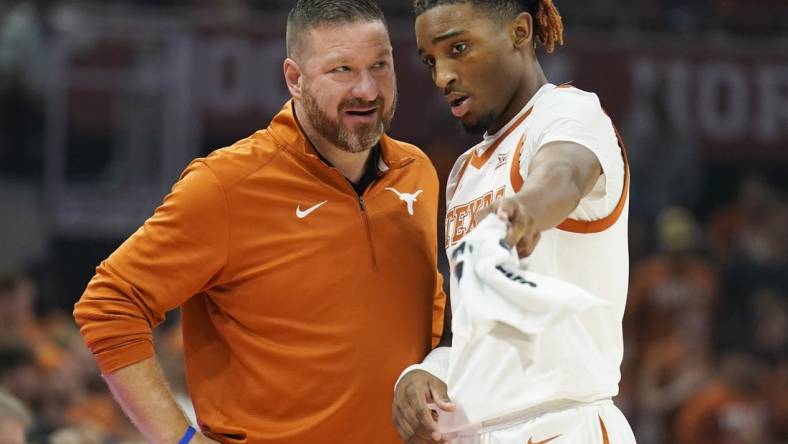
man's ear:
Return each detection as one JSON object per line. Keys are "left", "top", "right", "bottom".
{"left": 284, "top": 58, "right": 303, "bottom": 99}
{"left": 510, "top": 12, "right": 534, "bottom": 49}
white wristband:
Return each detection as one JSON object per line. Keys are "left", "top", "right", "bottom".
{"left": 394, "top": 346, "right": 450, "bottom": 391}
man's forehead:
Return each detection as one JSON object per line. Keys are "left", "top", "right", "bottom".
{"left": 308, "top": 21, "right": 389, "bottom": 46}
{"left": 305, "top": 22, "right": 391, "bottom": 59}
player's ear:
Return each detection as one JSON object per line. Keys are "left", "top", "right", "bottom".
{"left": 283, "top": 58, "right": 303, "bottom": 99}
{"left": 510, "top": 12, "right": 534, "bottom": 49}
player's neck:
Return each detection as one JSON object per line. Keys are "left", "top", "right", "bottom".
{"left": 487, "top": 63, "right": 548, "bottom": 135}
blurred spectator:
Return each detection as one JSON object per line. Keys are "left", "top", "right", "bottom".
{"left": 0, "top": 0, "right": 52, "bottom": 89}
{"left": 710, "top": 174, "right": 781, "bottom": 265}
{"left": 752, "top": 290, "right": 788, "bottom": 441}
{"left": 634, "top": 321, "right": 712, "bottom": 444}
{"left": 0, "top": 0, "right": 51, "bottom": 177}
{"left": 48, "top": 427, "right": 104, "bottom": 444}
{"left": 712, "top": 177, "right": 787, "bottom": 363}
{"left": 0, "top": 269, "right": 142, "bottom": 442}
{"left": 627, "top": 207, "right": 718, "bottom": 357}
{"left": 766, "top": 361, "right": 788, "bottom": 441}
{"left": 0, "top": 271, "right": 66, "bottom": 375}
{"left": 752, "top": 289, "right": 787, "bottom": 366}
{"left": 0, "top": 271, "right": 35, "bottom": 333}
{"left": 0, "top": 342, "right": 39, "bottom": 416}
{"left": 675, "top": 348, "right": 772, "bottom": 444}
{"left": 626, "top": 93, "right": 703, "bottom": 222}
{"left": 63, "top": 373, "right": 141, "bottom": 442}
{"left": 625, "top": 207, "right": 719, "bottom": 443}
{"left": 0, "top": 389, "right": 32, "bottom": 444}
{"left": 0, "top": 340, "right": 57, "bottom": 441}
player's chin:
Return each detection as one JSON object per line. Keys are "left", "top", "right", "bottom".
{"left": 459, "top": 115, "right": 486, "bottom": 135}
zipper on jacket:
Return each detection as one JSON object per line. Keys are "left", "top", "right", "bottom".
{"left": 358, "top": 196, "right": 378, "bottom": 270}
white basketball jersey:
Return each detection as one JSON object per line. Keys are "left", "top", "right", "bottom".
{"left": 442, "top": 83, "right": 630, "bottom": 432}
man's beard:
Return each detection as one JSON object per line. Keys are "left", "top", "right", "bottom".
{"left": 302, "top": 87, "right": 397, "bottom": 153}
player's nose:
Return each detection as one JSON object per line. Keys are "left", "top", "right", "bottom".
{"left": 434, "top": 61, "right": 457, "bottom": 90}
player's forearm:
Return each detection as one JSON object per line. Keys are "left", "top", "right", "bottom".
{"left": 512, "top": 142, "right": 602, "bottom": 232}
{"left": 513, "top": 159, "right": 586, "bottom": 231}
{"left": 103, "top": 355, "right": 193, "bottom": 443}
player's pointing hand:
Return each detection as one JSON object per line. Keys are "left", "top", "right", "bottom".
{"left": 476, "top": 199, "right": 541, "bottom": 258}
{"left": 393, "top": 370, "right": 455, "bottom": 444}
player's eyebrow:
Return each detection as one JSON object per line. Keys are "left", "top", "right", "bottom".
{"left": 418, "top": 29, "right": 466, "bottom": 55}
{"left": 432, "top": 29, "right": 465, "bottom": 44}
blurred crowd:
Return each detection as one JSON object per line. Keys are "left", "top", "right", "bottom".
{"left": 619, "top": 174, "right": 788, "bottom": 444}
{"left": 1, "top": 173, "right": 785, "bottom": 443}
{"left": 0, "top": 0, "right": 785, "bottom": 171}
{"left": 0, "top": 0, "right": 786, "bottom": 443}
{"left": 0, "top": 269, "right": 190, "bottom": 443}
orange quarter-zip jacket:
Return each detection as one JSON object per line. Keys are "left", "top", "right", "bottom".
{"left": 74, "top": 101, "right": 446, "bottom": 443}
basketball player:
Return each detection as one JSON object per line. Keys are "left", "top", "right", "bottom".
{"left": 393, "top": 1, "right": 636, "bottom": 443}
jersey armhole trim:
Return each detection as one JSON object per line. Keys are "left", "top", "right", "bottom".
{"left": 556, "top": 124, "right": 630, "bottom": 234}
{"left": 510, "top": 134, "right": 526, "bottom": 192}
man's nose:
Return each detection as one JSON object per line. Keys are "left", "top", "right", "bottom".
{"left": 351, "top": 69, "right": 380, "bottom": 102}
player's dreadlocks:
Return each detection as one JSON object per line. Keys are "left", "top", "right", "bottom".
{"left": 412, "top": 0, "right": 564, "bottom": 53}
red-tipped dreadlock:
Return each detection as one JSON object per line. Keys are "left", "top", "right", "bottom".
{"left": 412, "top": 0, "right": 565, "bottom": 53}
{"left": 534, "top": 0, "right": 564, "bottom": 53}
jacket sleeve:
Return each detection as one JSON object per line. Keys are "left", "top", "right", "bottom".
{"left": 73, "top": 161, "right": 229, "bottom": 374}
{"left": 425, "top": 156, "right": 447, "bottom": 348}
{"left": 431, "top": 273, "right": 447, "bottom": 348}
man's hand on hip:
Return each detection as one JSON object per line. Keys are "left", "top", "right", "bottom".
{"left": 392, "top": 369, "right": 455, "bottom": 444}
{"left": 193, "top": 432, "right": 221, "bottom": 443}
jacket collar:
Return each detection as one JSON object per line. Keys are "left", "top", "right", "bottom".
{"left": 267, "top": 100, "right": 414, "bottom": 170}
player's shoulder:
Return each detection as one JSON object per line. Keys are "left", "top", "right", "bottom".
{"left": 527, "top": 84, "right": 613, "bottom": 134}
{"left": 536, "top": 84, "right": 604, "bottom": 113}
{"left": 198, "top": 129, "right": 283, "bottom": 190}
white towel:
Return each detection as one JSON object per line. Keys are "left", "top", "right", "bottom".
{"left": 441, "top": 215, "right": 608, "bottom": 431}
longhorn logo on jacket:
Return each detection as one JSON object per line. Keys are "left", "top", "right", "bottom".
{"left": 385, "top": 188, "right": 422, "bottom": 216}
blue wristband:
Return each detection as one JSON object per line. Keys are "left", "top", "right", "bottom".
{"left": 178, "top": 426, "right": 197, "bottom": 444}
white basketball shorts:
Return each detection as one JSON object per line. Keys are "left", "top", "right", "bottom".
{"left": 449, "top": 399, "right": 636, "bottom": 444}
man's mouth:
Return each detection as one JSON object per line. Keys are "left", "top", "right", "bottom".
{"left": 448, "top": 95, "right": 470, "bottom": 118}
{"left": 342, "top": 106, "right": 380, "bottom": 124}
{"left": 345, "top": 107, "right": 378, "bottom": 117}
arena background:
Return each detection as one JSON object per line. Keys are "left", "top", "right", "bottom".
{"left": 0, "top": 0, "right": 785, "bottom": 442}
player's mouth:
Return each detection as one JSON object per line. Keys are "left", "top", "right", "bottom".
{"left": 343, "top": 107, "right": 379, "bottom": 124}
{"left": 447, "top": 94, "right": 471, "bottom": 118}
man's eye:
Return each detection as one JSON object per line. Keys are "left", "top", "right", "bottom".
{"left": 332, "top": 66, "right": 351, "bottom": 73}
{"left": 452, "top": 43, "right": 468, "bottom": 55}
{"left": 422, "top": 56, "right": 435, "bottom": 67}
{"left": 372, "top": 61, "right": 389, "bottom": 70}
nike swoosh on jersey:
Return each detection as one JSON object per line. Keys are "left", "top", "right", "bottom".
{"left": 527, "top": 434, "right": 561, "bottom": 444}
{"left": 296, "top": 200, "right": 328, "bottom": 219}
